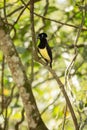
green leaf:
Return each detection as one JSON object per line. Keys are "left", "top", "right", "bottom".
{"left": 47, "top": 6, "right": 58, "bottom": 13}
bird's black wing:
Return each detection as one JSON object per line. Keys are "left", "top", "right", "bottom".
{"left": 46, "top": 44, "right": 52, "bottom": 61}
{"left": 46, "top": 44, "right": 52, "bottom": 68}
{"left": 38, "top": 38, "right": 52, "bottom": 68}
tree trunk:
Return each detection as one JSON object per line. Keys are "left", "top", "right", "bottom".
{"left": 0, "top": 27, "right": 48, "bottom": 130}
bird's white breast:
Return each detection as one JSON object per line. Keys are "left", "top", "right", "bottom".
{"left": 38, "top": 47, "right": 51, "bottom": 62}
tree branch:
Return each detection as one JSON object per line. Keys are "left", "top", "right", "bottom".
{"left": 35, "top": 57, "right": 79, "bottom": 130}
{"left": 0, "top": 22, "right": 48, "bottom": 130}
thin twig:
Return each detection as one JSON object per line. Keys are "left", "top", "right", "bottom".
{"left": 65, "top": 2, "right": 85, "bottom": 97}
{"left": 63, "top": 3, "right": 85, "bottom": 130}
{"left": 33, "top": 77, "right": 53, "bottom": 88}
{"left": 31, "top": 42, "right": 34, "bottom": 83}
{"left": 3, "top": 0, "right": 15, "bottom": 33}
{"left": 3, "top": 107, "right": 8, "bottom": 130}
{"left": 80, "top": 118, "right": 87, "bottom": 130}
{"left": 37, "top": 0, "right": 49, "bottom": 33}
{"left": 35, "top": 56, "right": 79, "bottom": 130}
{"left": 29, "top": 0, "right": 38, "bottom": 83}
{"left": 41, "top": 93, "right": 60, "bottom": 115}
{"left": 3, "top": 0, "right": 8, "bottom": 23}
{"left": 1, "top": 55, "right": 5, "bottom": 114}
{"left": 33, "top": 12, "right": 87, "bottom": 31}
{"left": 62, "top": 104, "right": 67, "bottom": 130}
{"left": 15, "top": 108, "right": 25, "bottom": 130}
{"left": 7, "top": 6, "right": 23, "bottom": 17}
{"left": 6, "top": 5, "right": 87, "bottom": 31}
{"left": 6, "top": 85, "right": 15, "bottom": 107}
{"left": 3, "top": 85, "right": 15, "bottom": 130}
{"left": 13, "top": 0, "right": 30, "bottom": 27}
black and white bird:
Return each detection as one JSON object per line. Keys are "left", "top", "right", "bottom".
{"left": 37, "top": 33, "right": 52, "bottom": 68}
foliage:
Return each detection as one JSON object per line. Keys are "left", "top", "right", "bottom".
{"left": 0, "top": 0, "right": 87, "bottom": 130}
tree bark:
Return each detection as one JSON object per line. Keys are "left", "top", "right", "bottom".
{"left": 0, "top": 28, "right": 48, "bottom": 130}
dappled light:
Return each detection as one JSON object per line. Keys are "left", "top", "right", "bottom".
{"left": 0, "top": 0, "right": 87, "bottom": 130}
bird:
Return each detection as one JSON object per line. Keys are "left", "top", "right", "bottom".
{"left": 37, "top": 33, "right": 52, "bottom": 68}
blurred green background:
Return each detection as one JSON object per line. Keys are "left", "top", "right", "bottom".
{"left": 0, "top": 0, "right": 87, "bottom": 130}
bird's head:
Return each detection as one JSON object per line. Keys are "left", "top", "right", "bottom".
{"left": 37, "top": 33, "right": 47, "bottom": 39}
